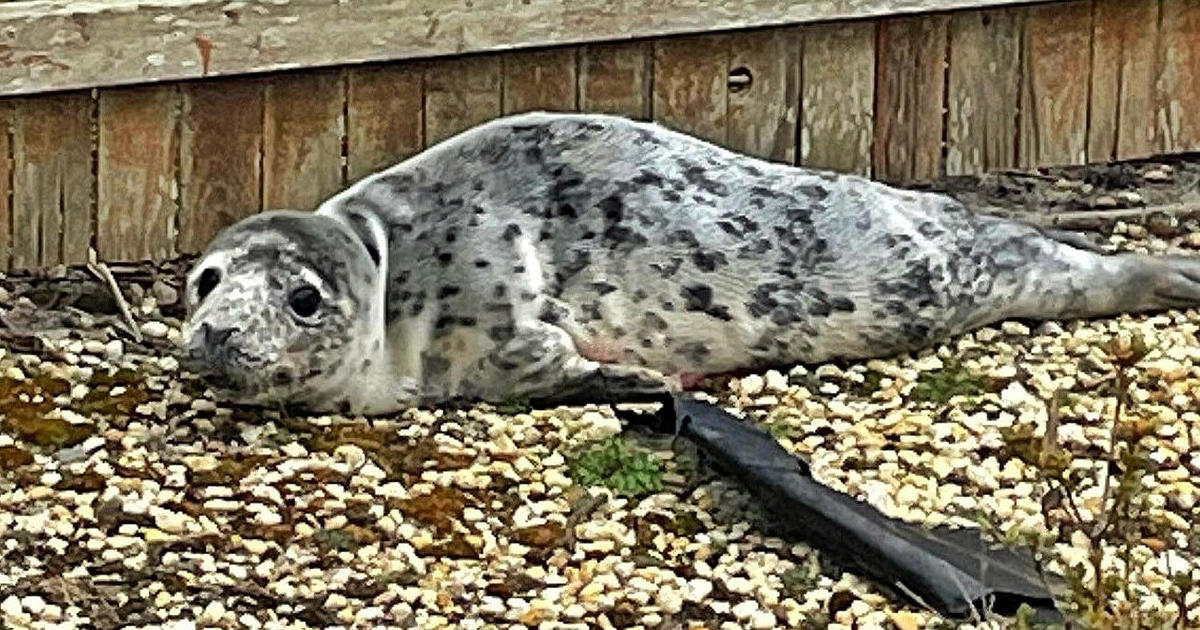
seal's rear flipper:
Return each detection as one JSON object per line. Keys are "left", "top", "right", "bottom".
{"left": 643, "top": 396, "right": 1064, "bottom": 622}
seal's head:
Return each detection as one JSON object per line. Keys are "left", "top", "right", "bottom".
{"left": 181, "top": 210, "right": 386, "bottom": 410}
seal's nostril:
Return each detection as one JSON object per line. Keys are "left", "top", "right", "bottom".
{"left": 203, "top": 324, "right": 236, "bottom": 347}
{"left": 272, "top": 368, "right": 293, "bottom": 386}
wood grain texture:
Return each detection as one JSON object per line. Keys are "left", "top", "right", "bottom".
{"left": 179, "top": 77, "right": 264, "bottom": 255}
{"left": 0, "top": 0, "right": 1049, "bottom": 97}
{"left": 1019, "top": 1, "right": 1092, "bottom": 168}
{"left": 579, "top": 42, "right": 652, "bottom": 119}
{"left": 1157, "top": 0, "right": 1200, "bottom": 154}
{"left": 10, "top": 92, "right": 94, "bottom": 267}
{"left": 347, "top": 64, "right": 424, "bottom": 183}
{"left": 945, "top": 7, "right": 1020, "bottom": 175}
{"left": 503, "top": 48, "right": 579, "bottom": 114}
{"left": 874, "top": 14, "right": 949, "bottom": 182}
{"left": 1090, "top": 0, "right": 1160, "bottom": 161}
{"left": 653, "top": 34, "right": 730, "bottom": 145}
{"left": 0, "top": 103, "right": 11, "bottom": 271}
{"left": 726, "top": 28, "right": 801, "bottom": 163}
{"left": 425, "top": 55, "right": 503, "bottom": 146}
{"left": 97, "top": 86, "right": 180, "bottom": 262}
{"left": 262, "top": 70, "right": 344, "bottom": 211}
{"left": 800, "top": 21, "right": 876, "bottom": 175}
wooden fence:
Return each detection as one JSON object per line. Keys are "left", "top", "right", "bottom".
{"left": 0, "top": 0, "right": 1197, "bottom": 271}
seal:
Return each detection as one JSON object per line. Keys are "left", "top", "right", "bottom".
{"left": 181, "top": 112, "right": 1200, "bottom": 414}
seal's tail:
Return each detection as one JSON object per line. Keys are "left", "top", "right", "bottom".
{"left": 974, "top": 217, "right": 1200, "bottom": 323}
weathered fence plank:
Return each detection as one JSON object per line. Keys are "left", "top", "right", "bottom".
{"left": 262, "top": 71, "right": 345, "bottom": 211}
{"left": 726, "top": 28, "right": 801, "bottom": 163}
{"left": 653, "top": 35, "right": 730, "bottom": 145}
{"left": 425, "top": 56, "right": 503, "bottom": 146}
{"left": 800, "top": 21, "right": 876, "bottom": 175}
{"left": 1019, "top": 1, "right": 1092, "bottom": 168}
{"left": 347, "top": 65, "right": 424, "bottom": 183}
{"left": 1090, "top": 0, "right": 1160, "bottom": 162}
{"left": 1157, "top": 0, "right": 1200, "bottom": 154}
{"left": 874, "top": 14, "right": 949, "bottom": 182}
{"left": 945, "top": 7, "right": 1020, "bottom": 175}
{"left": 503, "top": 48, "right": 579, "bottom": 114}
{"left": 97, "top": 86, "right": 180, "bottom": 262}
{"left": 0, "top": 0, "right": 1049, "bottom": 98}
{"left": 179, "top": 78, "right": 264, "bottom": 254}
{"left": 579, "top": 42, "right": 652, "bottom": 120}
{"left": 0, "top": 104, "right": 11, "bottom": 270}
{"left": 10, "top": 93, "right": 94, "bottom": 268}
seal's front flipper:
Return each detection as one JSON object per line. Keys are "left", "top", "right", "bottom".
{"left": 533, "top": 357, "right": 678, "bottom": 407}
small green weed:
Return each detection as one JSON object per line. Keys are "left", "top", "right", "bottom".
{"left": 909, "top": 359, "right": 987, "bottom": 404}
{"left": 998, "top": 334, "right": 1197, "bottom": 629}
{"left": 568, "top": 437, "right": 663, "bottom": 498}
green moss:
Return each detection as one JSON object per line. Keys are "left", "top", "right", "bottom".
{"left": 568, "top": 437, "right": 663, "bottom": 498}
{"left": 494, "top": 397, "right": 533, "bottom": 415}
{"left": 909, "top": 360, "right": 987, "bottom": 404}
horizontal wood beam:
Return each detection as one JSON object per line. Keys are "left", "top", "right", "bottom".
{"left": 0, "top": 0, "right": 1056, "bottom": 96}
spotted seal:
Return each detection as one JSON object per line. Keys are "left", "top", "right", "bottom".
{"left": 181, "top": 112, "right": 1200, "bottom": 414}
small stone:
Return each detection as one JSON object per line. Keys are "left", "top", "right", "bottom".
{"left": 1, "top": 595, "right": 23, "bottom": 617}
{"left": 888, "top": 611, "right": 922, "bottom": 630}
{"left": 738, "top": 374, "right": 765, "bottom": 397}
{"left": 1093, "top": 195, "right": 1119, "bottom": 209}
{"left": 1117, "top": 190, "right": 1144, "bottom": 205}
{"left": 199, "top": 600, "right": 225, "bottom": 624}
{"left": 140, "top": 321, "right": 169, "bottom": 338}
{"left": 19, "top": 596, "right": 45, "bottom": 616}
{"left": 686, "top": 578, "right": 713, "bottom": 603}
{"left": 1143, "top": 168, "right": 1172, "bottom": 182}
{"left": 763, "top": 370, "right": 789, "bottom": 393}
{"left": 152, "top": 279, "right": 179, "bottom": 306}
{"left": 731, "top": 600, "right": 760, "bottom": 620}
{"left": 750, "top": 610, "right": 777, "bottom": 629}
{"left": 155, "top": 510, "right": 190, "bottom": 534}
{"left": 104, "top": 340, "right": 124, "bottom": 361}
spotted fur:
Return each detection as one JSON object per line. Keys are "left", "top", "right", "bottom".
{"left": 183, "top": 112, "right": 1200, "bottom": 414}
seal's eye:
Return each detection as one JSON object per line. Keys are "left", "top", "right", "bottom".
{"left": 197, "top": 268, "right": 220, "bottom": 301}
{"left": 288, "top": 285, "right": 321, "bottom": 318}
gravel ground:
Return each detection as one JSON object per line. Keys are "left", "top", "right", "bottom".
{"left": 2, "top": 159, "right": 1199, "bottom": 629}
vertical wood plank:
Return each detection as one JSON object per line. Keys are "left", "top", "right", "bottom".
{"left": 726, "top": 28, "right": 800, "bottom": 163}
{"left": 1090, "top": 0, "right": 1160, "bottom": 161}
{"left": 263, "top": 70, "right": 344, "bottom": 211}
{"left": 503, "top": 47, "right": 578, "bottom": 115}
{"left": 946, "top": 8, "right": 1021, "bottom": 175}
{"left": 653, "top": 34, "right": 729, "bottom": 145}
{"left": 1019, "top": 1, "right": 1092, "bottom": 168}
{"left": 579, "top": 42, "right": 651, "bottom": 119}
{"left": 346, "top": 64, "right": 423, "bottom": 183}
{"left": 424, "top": 55, "right": 502, "bottom": 146}
{"left": 1157, "top": 0, "right": 1200, "bottom": 154}
{"left": 800, "top": 21, "right": 876, "bottom": 176}
{"left": 97, "top": 86, "right": 180, "bottom": 262}
{"left": 179, "top": 77, "right": 264, "bottom": 255}
{"left": 874, "top": 14, "right": 949, "bottom": 182}
{"left": 10, "top": 93, "right": 93, "bottom": 268}
{"left": 0, "top": 103, "right": 11, "bottom": 271}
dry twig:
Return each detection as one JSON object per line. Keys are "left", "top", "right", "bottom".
{"left": 86, "top": 259, "right": 143, "bottom": 343}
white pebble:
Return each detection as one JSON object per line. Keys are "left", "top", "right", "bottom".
{"left": 140, "top": 321, "right": 169, "bottom": 338}
{"left": 738, "top": 374, "right": 765, "bottom": 396}
{"left": 19, "top": 596, "right": 45, "bottom": 616}
{"left": 731, "top": 600, "right": 760, "bottom": 620}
